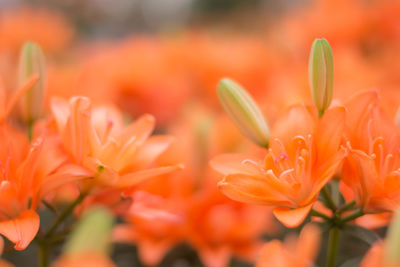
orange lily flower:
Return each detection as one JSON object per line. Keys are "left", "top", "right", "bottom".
{"left": 0, "top": 126, "right": 89, "bottom": 250}
{"left": 186, "top": 183, "right": 275, "bottom": 267}
{"left": 256, "top": 224, "right": 320, "bottom": 267}
{"left": 212, "top": 105, "right": 346, "bottom": 227}
{"left": 342, "top": 89, "right": 400, "bottom": 213}
{"left": 49, "top": 96, "right": 182, "bottom": 193}
{"left": 0, "top": 73, "right": 89, "bottom": 250}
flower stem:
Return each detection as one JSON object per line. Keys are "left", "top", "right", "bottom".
{"left": 326, "top": 227, "right": 340, "bottom": 267}
{"left": 44, "top": 193, "right": 86, "bottom": 239}
{"left": 38, "top": 242, "right": 49, "bottom": 267}
{"left": 322, "top": 186, "right": 337, "bottom": 211}
{"left": 27, "top": 120, "right": 33, "bottom": 141}
{"left": 337, "top": 201, "right": 356, "bottom": 214}
{"left": 37, "top": 193, "right": 86, "bottom": 267}
{"left": 341, "top": 209, "right": 364, "bottom": 224}
{"left": 310, "top": 208, "right": 331, "bottom": 221}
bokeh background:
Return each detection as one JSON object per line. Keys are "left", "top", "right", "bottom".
{"left": 1, "top": 0, "right": 400, "bottom": 266}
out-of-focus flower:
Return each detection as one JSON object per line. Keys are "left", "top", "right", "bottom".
{"left": 49, "top": 96, "right": 182, "bottom": 192}
{"left": 0, "top": 8, "right": 73, "bottom": 55}
{"left": 341, "top": 90, "right": 400, "bottom": 213}
{"left": 113, "top": 191, "right": 185, "bottom": 266}
{"left": 0, "top": 74, "right": 38, "bottom": 122}
{"left": 51, "top": 253, "right": 115, "bottom": 267}
{"left": 217, "top": 78, "right": 270, "bottom": 148}
{"left": 256, "top": 224, "right": 320, "bottom": 267}
{"left": 308, "top": 38, "right": 333, "bottom": 116}
{"left": 17, "top": 42, "right": 46, "bottom": 123}
{"left": 114, "top": 107, "right": 276, "bottom": 266}
{"left": 212, "top": 105, "right": 346, "bottom": 227}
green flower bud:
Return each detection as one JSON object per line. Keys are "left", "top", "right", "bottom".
{"left": 64, "top": 207, "right": 114, "bottom": 255}
{"left": 217, "top": 78, "right": 269, "bottom": 148}
{"left": 17, "top": 42, "right": 46, "bottom": 123}
{"left": 308, "top": 38, "right": 334, "bottom": 117}
{"left": 385, "top": 207, "right": 400, "bottom": 264}
{"left": 395, "top": 107, "right": 400, "bottom": 130}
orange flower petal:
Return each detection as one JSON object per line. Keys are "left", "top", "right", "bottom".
{"left": 256, "top": 240, "right": 287, "bottom": 267}
{"left": 0, "top": 210, "right": 39, "bottom": 250}
{"left": 316, "top": 106, "right": 345, "bottom": 162}
{"left": 272, "top": 203, "right": 314, "bottom": 228}
{"left": 119, "top": 114, "right": 155, "bottom": 146}
{"left": 128, "top": 135, "right": 174, "bottom": 170}
{"left": 199, "top": 247, "right": 231, "bottom": 267}
{"left": 345, "top": 89, "right": 379, "bottom": 135}
{"left": 52, "top": 252, "right": 116, "bottom": 267}
{"left": 210, "top": 153, "right": 264, "bottom": 176}
{"left": 116, "top": 164, "right": 184, "bottom": 188}
{"left": 218, "top": 174, "right": 291, "bottom": 206}
{"left": 271, "top": 104, "right": 316, "bottom": 148}
{"left": 137, "top": 239, "right": 171, "bottom": 266}
{"left": 37, "top": 164, "right": 92, "bottom": 202}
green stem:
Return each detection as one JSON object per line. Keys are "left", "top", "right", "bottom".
{"left": 321, "top": 187, "right": 337, "bottom": 211}
{"left": 38, "top": 242, "right": 49, "bottom": 267}
{"left": 36, "top": 193, "right": 87, "bottom": 267}
{"left": 341, "top": 209, "right": 364, "bottom": 224}
{"left": 331, "top": 180, "right": 340, "bottom": 206}
{"left": 42, "top": 200, "right": 58, "bottom": 215}
{"left": 310, "top": 208, "right": 331, "bottom": 221}
{"left": 337, "top": 201, "right": 356, "bottom": 214}
{"left": 44, "top": 193, "right": 86, "bottom": 238}
{"left": 326, "top": 227, "right": 340, "bottom": 267}
{"left": 27, "top": 120, "right": 33, "bottom": 141}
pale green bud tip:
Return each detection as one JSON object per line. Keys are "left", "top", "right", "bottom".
{"left": 18, "top": 42, "right": 46, "bottom": 122}
{"left": 385, "top": 207, "right": 400, "bottom": 263}
{"left": 395, "top": 107, "right": 400, "bottom": 130}
{"left": 217, "top": 78, "right": 270, "bottom": 148}
{"left": 308, "top": 38, "right": 333, "bottom": 117}
{"left": 64, "top": 207, "right": 114, "bottom": 256}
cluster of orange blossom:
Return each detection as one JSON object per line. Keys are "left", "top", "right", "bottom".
{"left": 3, "top": 2, "right": 400, "bottom": 267}
{"left": 0, "top": 41, "right": 181, "bottom": 267}
{"left": 212, "top": 38, "right": 400, "bottom": 267}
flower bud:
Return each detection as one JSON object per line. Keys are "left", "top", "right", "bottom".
{"left": 385, "top": 207, "right": 400, "bottom": 264}
{"left": 64, "top": 207, "right": 114, "bottom": 255}
{"left": 17, "top": 42, "right": 46, "bottom": 123}
{"left": 308, "top": 38, "right": 334, "bottom": 117}
{"left": 395, "top": 107, "right": 400, "bottom": 130}
{"left": 217, "top": 78, "right": 270, "bottom": 147}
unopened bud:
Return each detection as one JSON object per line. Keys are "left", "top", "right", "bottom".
{"left": 217, "top": 78, "right": 270, "bottom": 148}
{"left": 17, "top": 42, "right": 46, "bottom": 123}
{"left": 308, "top": 38, "right": 334, "bottom": 117}
{"left": 64, "top": 207, "right": 114, "bottom": 255}
{"left": 385, "top": 207, "right": 400, "bottom": 264}
{"left": 395, "top": 107, "right": 400, "bottom": 130}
